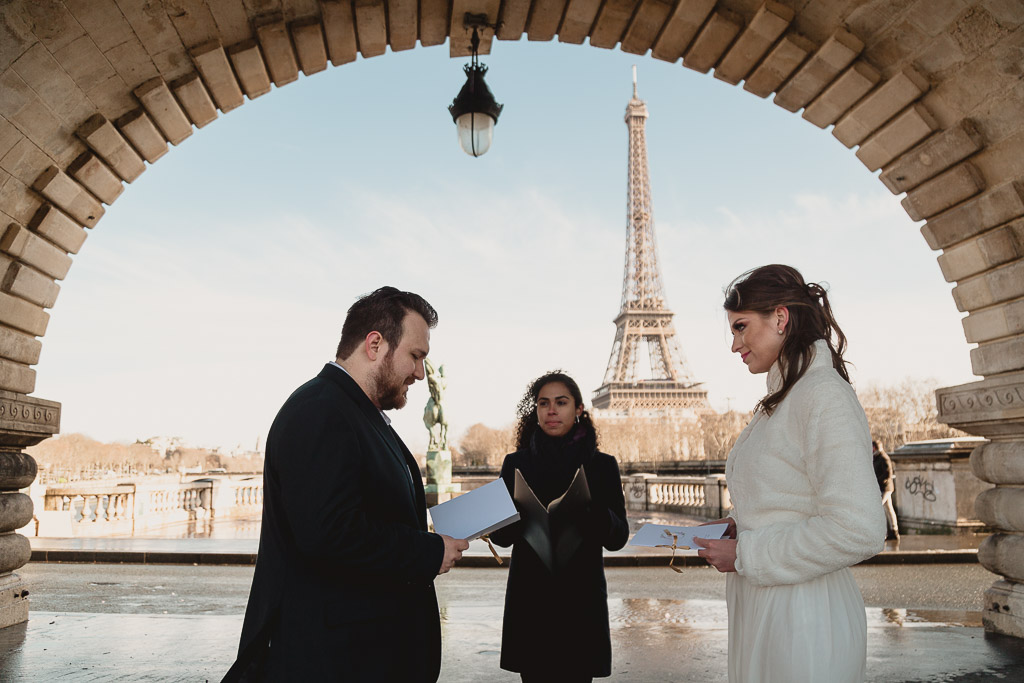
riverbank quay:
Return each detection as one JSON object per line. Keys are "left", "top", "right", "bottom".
{"left": 27, "top": 533, "right": 980, "bottom": 567}
{"left": 4, "top": 563, "right": 1022, "bottom": 682}
{"left": 26, "top": 510, "right": 984, "bottom": 567}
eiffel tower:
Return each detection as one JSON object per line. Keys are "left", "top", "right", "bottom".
{"left": 592, "top": 69, "right": 710, "bottom": 415}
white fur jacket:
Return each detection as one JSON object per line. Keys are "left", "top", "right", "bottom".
{"left": 726, "top": 339, "right": 885, "bottom": 587}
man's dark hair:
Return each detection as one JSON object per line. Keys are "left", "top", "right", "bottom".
{"left": 336, "top": 287, "right": 438, "bottom": 360}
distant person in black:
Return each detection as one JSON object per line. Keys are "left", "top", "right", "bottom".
{"left": 872, "top": 440, "right": 899, "bottom": 541}
{"left": 490, "top": 371, "right": 629, "bottom": 682}
{"left": 222, "top": 287, "right": 468, "bottom": 682}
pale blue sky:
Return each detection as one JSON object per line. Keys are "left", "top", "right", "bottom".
{"left": 33, "top": 40, "right": 975, "bottom": 454}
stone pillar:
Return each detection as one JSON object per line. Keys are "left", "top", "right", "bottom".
{"left": 624, "top": 474, "right": 653, "bottom": 512}
{"left": 424, "top": 449, "right": 460, "bottom": 506}
{"left": 937, "top": 373, "right": 1024, "bottom": 638}
{"left": 0, "top": 390, "right": 60, "bottom": 629}
{"left": 704, "top": 474, "right": 729, "bottom": 519}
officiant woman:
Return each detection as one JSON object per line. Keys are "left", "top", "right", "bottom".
{"left": 489, "top": 371, "right": 628, "bottom": 682}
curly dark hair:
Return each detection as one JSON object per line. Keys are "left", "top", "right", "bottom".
{"left": 724, "top": 264, "right": 850, "bottom": 415}
{"left": 512, "top": 371, "right": 599, "bottom": 452}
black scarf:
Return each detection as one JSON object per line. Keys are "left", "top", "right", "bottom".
{"left": 522, "top": 424, "right": 597, "bottom": 506}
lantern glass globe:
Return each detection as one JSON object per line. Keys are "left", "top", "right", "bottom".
{"left": 455, "top": 112, "right": 495, "bottom": 157}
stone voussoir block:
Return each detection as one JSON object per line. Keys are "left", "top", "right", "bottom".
{"left": 228, "top": 40, "right": 273, "bottom": 99}
{"left": 2, "top": 262, "right": 59, "bottom": 308}
{"left": 713, "top": 0, "right": 793, "bottom": 86}
{"left": 0, "top": 324, "right": 42, "bottom": 366}
{"left": 321, "top": 0, "right": 358, "bottom": 66}
{"left": 774, "top": 28, "right": 863, "bottom": 113}
{"left": 29, "top": 205, "right": 87, "bottom": 252}
{"left": 880, "top": 119, "right": 985, "bottom": 195}
{"left": 559, "top": 0, "right": 603, "bottom": 46}
{"left": 0, "top": 288, "right": 48, "bottom": 339}
{"left": 971, "top": 334, "right": 1024, "bottom": 376}
{"left": 856, "top": 102, "right": 938, "bottom": 173}
{"left": 255, "top": 18, "right": 299, "bottom": 85}
{"left": 291, "top": 18, "right": 328, "bottom": 75}
{"left": 652, "top": 0, "right": 717, "bottom": 63}
{"left": 116, "top": 110, "right": 168, "bottom": 164}
{"left": 621, "top": 0, "right": 678, "bottom": 56}
{"left": 0, "top": 359, "right": 34, "bottom": 396}
{"left": 972, "top": 441, "right": 1024, "bottom": 485}
{"left": 939, "top": 235, "right": 989, "bottom": 283}
{"left": 421, "top": 0, "right": 450, "bottom": 46}
{"left": 803, "top": 61, "right": 880, "bottom": 129}
{"left": 682, "top": 9, "right": 743, "bottom": 75}
{"left": 1, "top": 223, "right": 71, "bottom": 280}
{"left": 31, "top": 166, "right": 104, "bottom": 228}
{"left": 190, "top": 41, "right": 245, "bottom": 113}
{"left": 449, "top": 0, "right": 499, "bottom": 57}
{"left": 832, "top": 66, "right": 930, "bottom": 148}
{"left": 382, "top": 0, "right": 417, "bottom": 52}
{"left": 922, "top": 182, "right": 1024, "bottom": 251}
{"left": 978, "top": 218, "right": 1024, "bottom": 266}
{"left": 743, "top": 34, "right": 815, "bottom": 99}
{"left": 67, "top": 152, "right": 123, "bottom": 205}
{"left": 134, "top": 77, "right": 193, "bottom": 146}
{"left": 170, "top": 73, "right": 217, "bottom": 128}
{"left": 962, "top": 300, "right": 1024, "bottom": 344}
{"left": 589, "top": 0, "right": 634, "bottom": 50}
{"left": 902, "top": 162, "right": 985, "bottom": 222}
{"left": 354, "top": 0, "right": 387, "bottom": 58}
{"left": 76, "top": 115, "right": 145, "bottom": 183}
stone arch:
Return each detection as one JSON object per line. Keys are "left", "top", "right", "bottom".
{"left": 1, "top": 0, "right": 1023, "bottom": 635}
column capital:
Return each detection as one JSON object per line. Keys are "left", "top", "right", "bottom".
{"left": 0, "top": 390, "right": 60, "bottom": 448}
{"left": 936, "top": 372, "right": 1024, "bottom": 439}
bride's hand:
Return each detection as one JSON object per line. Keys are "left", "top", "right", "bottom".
{"left": 701, "top": 516, "right": 737, "bottom": 539}
{"left": 693, "top": 537, "right": 737, "bottom": 573}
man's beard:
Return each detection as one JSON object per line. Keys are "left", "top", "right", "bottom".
{"left": 371, "top": 352, "right": 410, "bottom": 410}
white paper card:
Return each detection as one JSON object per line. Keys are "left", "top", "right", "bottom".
{"left": 429, "top": 479, "right": 520, "bottom": 541}
{"left": 629, "top": 523, "right": 730, "bottom": 549}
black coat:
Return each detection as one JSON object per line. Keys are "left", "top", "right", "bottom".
{"left": 223, "top": 364, "right": 445, "bottom": 682}
{"left": 489, "top": 433, "right": 629, "bottom": 678}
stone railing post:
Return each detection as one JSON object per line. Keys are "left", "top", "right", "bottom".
{"left": 937, "top": 373, "right": 1024, "bottom": 638}
{"left": 704, "top": 474, "right": 728, "bottom": 519}
{"left": 622, "top": 474, "right": 652, "bottom": 512}
{"left": 0, "top": 390, "right": 59, "bottom": 629}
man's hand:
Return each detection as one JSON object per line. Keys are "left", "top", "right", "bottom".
{"left": 437, "top": 534, "right": 469, "bottom": 575}
{"left": 694, "top": 537, "right": 737, "bottom": 573}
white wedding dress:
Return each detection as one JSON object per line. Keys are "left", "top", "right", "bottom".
{"left": 725, "top": 340, "right": 885, "bottom": 683}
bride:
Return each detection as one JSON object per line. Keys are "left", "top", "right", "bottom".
{"left": 695, "top": 264, "right": 885, "bottom": 683}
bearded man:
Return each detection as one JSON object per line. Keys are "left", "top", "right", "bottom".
{"left": 224, "top": 287, "right": 468, "bottom": 682}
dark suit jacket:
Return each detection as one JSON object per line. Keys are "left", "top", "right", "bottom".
{"left": 223, "top": 364, "right": 445, "bottom": 682}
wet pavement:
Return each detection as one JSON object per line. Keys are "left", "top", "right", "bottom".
{"left": 4, "top": 563, "right": 1023, "bottom": 682}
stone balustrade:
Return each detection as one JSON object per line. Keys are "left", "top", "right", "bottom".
{"left": 622, "top": 474, "right": 730, "bottom": 520}
{"left": 30, "top": 475, "right": 263, "bottom": 537}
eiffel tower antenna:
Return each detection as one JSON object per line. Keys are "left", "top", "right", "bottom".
{"left": 592, "top": 69, "right": 710, "bottom": 415}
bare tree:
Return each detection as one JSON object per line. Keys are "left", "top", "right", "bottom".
{"left": 859, "top": 378, "right": 966, "bottom": 452}
{"left": 455, "top": 423, "right": 514, "bottom": 468}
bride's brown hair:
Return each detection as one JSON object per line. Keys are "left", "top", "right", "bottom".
{"left": 724, "top": 264, "right": 850, "bottom": 415}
